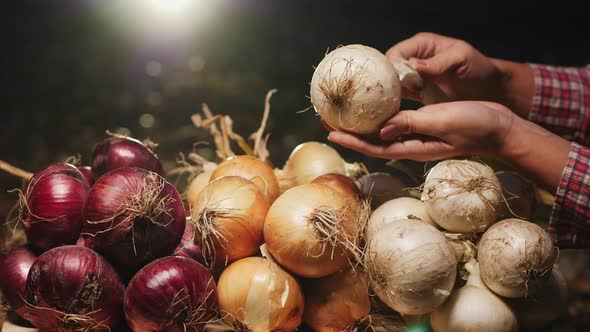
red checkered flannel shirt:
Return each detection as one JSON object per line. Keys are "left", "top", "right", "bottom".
{"left": 529, "top": 64, "right": 590, "bottom": 248}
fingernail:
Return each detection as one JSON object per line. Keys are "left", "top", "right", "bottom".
{"left": 409, "top": 57, "right": 425, "bottom": 67}
{"left": 380, "top": 125, "right": 396, "bottom": 140}
{"left": 327, "top": 132, "right": 334, "bottom": 141}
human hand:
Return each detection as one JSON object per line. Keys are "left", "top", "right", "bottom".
{"left": 387, "top": 32, "right": 506, "bottom": 104}
{"left": 327, "top": 101, "right": 516, "bottom": 162}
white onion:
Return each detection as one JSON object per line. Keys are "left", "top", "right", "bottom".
{"left": 365, "top": 197, "right": 437, "bottom": 239}
{"left": 278, "top": 141, "right": 365, "bottom": 190}
{"left": 364, "top": 219, "right": 457, "bottom": 315}
{"left": 509, "top": 267, "right": 568, "bottom": 329}
{"left": 478, "top": 218, "right": 557, "bottom": 298}
{"left": 310, "top": 44, "right": 401, "bottom": 135}
{"left": 421, "top": 160, "right": 502, "bottom": 233}
{"left": 431, "top": 260, "right": 518, "bottom": 332}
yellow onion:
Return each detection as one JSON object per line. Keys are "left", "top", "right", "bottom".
{"left": 277, "top": 141, "right": 365, "bottom": 191}
{"left": 302, "top": 268, "right": 370, "bottom": 332}
{"left": 210, "top": 155, "right": 280, "bottom": 203}
{"left": 264, "top": 183, "right": 367, "bottom": 278}
{"left": 190, "top": 176, "right": 269, "bottom": 270}
{"left": 186, "top": 170, "right": 213, "bottom": 207}
{"left": 217, "top": 257, "right": 304, "bottom": 332}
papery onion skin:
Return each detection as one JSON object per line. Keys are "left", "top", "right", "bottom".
{"left": 310, "top": 44, "right": 401, "bottom": 135}
{"left": 124, "top": 256, "right": 218, "bottom": 332}
{"left": 210, "top": 155, "right": 279, "bottom": 203}
{"left": 478, "top": 218, "right": 557, "bottom": 298}
{"left": 302, "top": 268, "right": 370, "bottom": 332}
{"left": 509, "top": 267, "right": 568, "bottom": 329}
{"left": 23, "top": 245, "right": 124, "bottom": 331}
{"left": 186, "top": 171, "right": 213, "bottom": 209}
{"left": 264, "top": 183, "right": 364, "bottom": 278}
{"left": 0, "top": 245, "right": 37, "bottom": 317}
{"left": 190, "top": 176, "right": 269, "bottom": 271}
{"left": 281, "top": 142, "right": 351, "bottom": 187}
{"left": 217, "top": 257, "right": 304, "bottom": 332}
{"left": 366, "top": 197, "right": 437, "bottom": 239}
{"left": 82, "top": 167, "right": 186, "bottom": 280}
{"left": 22, "top": 163, "right": 89, "bottom": 251}
{"left": 91, "top": 136, "right": 164, "bottom": 180}
{"left": 311, "top": 173, "right": 361, "bottom": 197}
{"left": 78, "top": 166, "right": 95, "bottom": 187}
{"left": 421, "top": 160, "right": 502, "bottom": 233}
{"left": 364, "top": 219, "right": 457, "bottom": 315}
{"left": 431, "top": 261, "right": 518, "bottom": 332}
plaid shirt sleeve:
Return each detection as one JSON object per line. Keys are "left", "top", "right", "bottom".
{"left": 529, "top": 64, "right": 590, "bottom": 248}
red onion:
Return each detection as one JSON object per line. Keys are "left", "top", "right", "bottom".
{"left": 21, "top": 163, "right": 89, "bottom": 251}
{"left": 91, "top": 136, "right": 164, "bottom": 180}
{"left": 124, "top": 256, "right": 218, "bottom": 331}
{"left": 174, "top": 222, "right": 204, "bottom": 265}
{"left": 81, "top": 167, "right": 185, "bottom": 280}
{"left": 77, "top": 166, "right": 95, "bottom": 187}
{"left": 23, "top": 245, "right": 124, "bottom": 331}
{"left": 0, "top": 245, "right": 37, "bottom": 317}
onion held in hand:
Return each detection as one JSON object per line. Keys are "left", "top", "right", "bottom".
{"left": 310, "top": 44, "right": 401, "bottom": 135}
{"left": 0, "top": 245, "right": 37, "bottom": 318}
{"left": 82, "top": 167, "right": 186, "bottom": 280}
{"left": 23, "top": 245, "right": 124, "bottom": 331}
{"left": 217, "top": 257, "right": 304, "bottom": 332}
{"left": 431, "top": 260, "right": 518, "bottom": 332}
{"left": 264, "top": 183, "right": 367, "bottom": 278}
{"left": 124, "top": 256, "right": 218, "bottom": 332}
{"left": 210, "top": 155, "right": 280, "bottom": 203}
{"left": 478, "top": 218, "right": 557, "bottom": 298}
{"left": 302, "top": 268, "right": 370, "bottom": 332}
{"left": 190, "top": 176, "right": 269, "bottom": 270}
{"left": 20, "top": 163, "right": 89, "bottom": 251}
{"left": 364, "top": 219, "right": 457, "bottom": 315}
{"left": 91, "top": 136, "right": 164, "bottom": 179}
{"left": 421, "top": 160, "right": 502, "bottom": 233}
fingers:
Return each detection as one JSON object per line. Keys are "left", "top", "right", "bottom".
{"left": 379, "top": 108, "right": 446, "bottom": 140}
{"left": 385, "top": 32, "right": 442, "bottom": 61}
{"left": 327, "top": 131, "right": 457, "bottom": 161}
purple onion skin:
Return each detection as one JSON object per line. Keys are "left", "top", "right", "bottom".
{"left": 0, "top": 245, "right": 37, "bottom": 317}
{"left": 124, "top": 256, "right": 218, "bottom": 332}
{"left": 91, "top": 136, "right": 164, "bottom": 180}
{"left": 173, "top": 223, "right": 205, "bottom": 265}
{"left": 78, "top": 166, "right": 95, "bottom": 187}
{"left": 23, "top": 163, "right": 89, "bottom": 251}
{"left": 82, "top": 167, "right": 186, "bottom": 281}
{"left": 23, "top": 245, "right": 125, "bottom": 331}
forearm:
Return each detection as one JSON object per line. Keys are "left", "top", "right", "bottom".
{"left": 499, "top": 115, "right": 570, "bottom": 192}
{"left": 491, "top": 58, "right": 535, "bottom": 120}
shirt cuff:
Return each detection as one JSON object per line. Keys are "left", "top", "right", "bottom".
{"left": 548, "top": 142, "right": 590, "bottom": 248}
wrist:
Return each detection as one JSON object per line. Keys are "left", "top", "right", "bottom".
{"left": 490, "top": 58, "right": 535, "bottom": 119}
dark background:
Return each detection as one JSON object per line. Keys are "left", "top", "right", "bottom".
{"left": 2, "top": 1, "right": 590, "bottom": 330}
{"left": 1, "top": 0, "right": 588, "bottom": 197}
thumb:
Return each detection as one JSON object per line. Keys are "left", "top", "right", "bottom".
{"left": 410, "top": 52, "right": 459, "bottom": 77}
{"left": 380, "top": 109, "right": 445, "bottom": 140}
